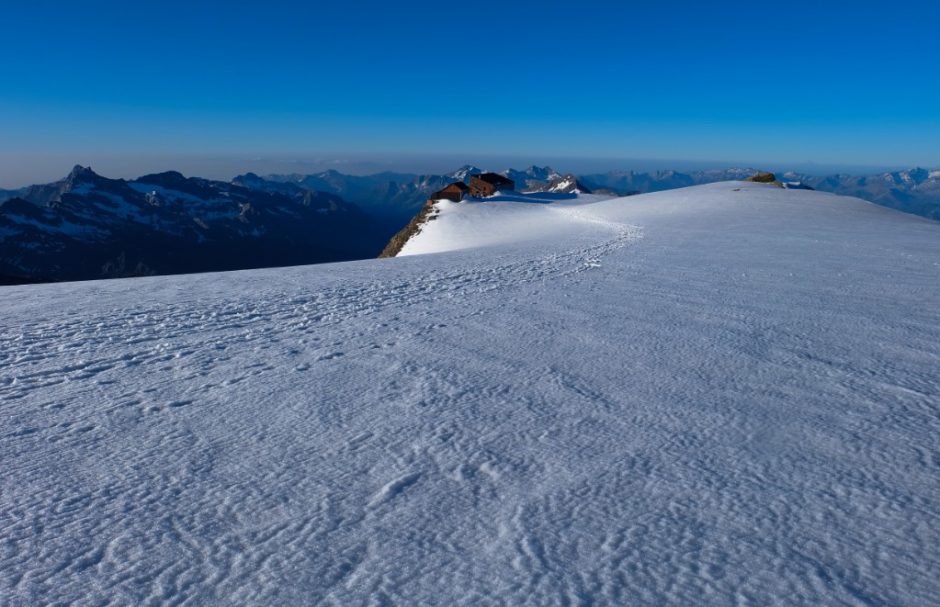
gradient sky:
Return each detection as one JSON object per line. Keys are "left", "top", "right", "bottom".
{"left": 2, "top": 0, "right": 939, "bottom": 186}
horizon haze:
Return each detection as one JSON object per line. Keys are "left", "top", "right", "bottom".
{"left": 0, "top": 152, "right": 931, "bottom": 190}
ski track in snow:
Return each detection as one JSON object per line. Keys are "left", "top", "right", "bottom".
{"left": 2, "top": 182, "right": 940, "bottom": 605}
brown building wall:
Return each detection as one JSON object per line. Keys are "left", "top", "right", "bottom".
{"left": 469, "top": 177, "right": 498, "bottom": 197}
{"left": 434, "top": 184, "right": 467, "bottom": 202}
{"left": 435, "top": 189, "right": 464, "bottom": 202}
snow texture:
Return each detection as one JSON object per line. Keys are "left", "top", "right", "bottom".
{"left": 2, "top": 182, "right": 940, "bottom": 605}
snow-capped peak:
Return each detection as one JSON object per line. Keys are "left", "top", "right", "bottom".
{"left": 543, "top": 174, "right": 591, "bottom": 194}
{"left": 448, "top": 165, "right": 483, "bottom": 181}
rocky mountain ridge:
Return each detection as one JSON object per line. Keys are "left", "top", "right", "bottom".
{"left": 0, "top": 166, "right": 385, "bottom": 284}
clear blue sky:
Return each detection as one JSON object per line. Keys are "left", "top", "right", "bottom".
{"left": 2, "top": 0, "right": 938, "bottom": 185}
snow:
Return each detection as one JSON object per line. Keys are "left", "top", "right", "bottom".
{"left": 448, "top": 165, "right": 482, "bottom": 181}
{"left": 127, "top": 182, "right": 217, "bottom": 205}
{"left": 128, "top": 182, "right": 241, "bottom": 222}
{"left": 2, "top": 182, "right": 940, "bottom": 605}
{"left": 401, "top": 192, "right": 615, "bottom": 257}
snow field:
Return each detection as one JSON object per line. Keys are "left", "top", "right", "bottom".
{"left": 2, "top": 182, "right": 939, "bottom": 605}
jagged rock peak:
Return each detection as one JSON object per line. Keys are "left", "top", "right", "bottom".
{"left": 66, "top": 165, "right": 99, "bottom": 183}
{"left": 525, "top": 165, "right": 557, "bottom": 177}
{"left": 546, "top": 174, "right": 591, "bottom": 194}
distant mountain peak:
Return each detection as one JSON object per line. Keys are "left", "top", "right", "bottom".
{"left": 525, "top": 165, "right": 555, "bottom": 175}
{"left": 518, "top": 166, "right": 560, "bottom": 180}
{"left": 527, "top": 174, "right": 591, "bottom": 194}
{"left": 134, "top": 171, "right": 191, "bottom": 188}
{"left": 499, "top": 166, "right": 562, "bottom": 190}
{"left": 448, "top": 165, "right": 483, "bottom": 181}
{"left": 907, "top": 167, "right": 930, "bottom": 182}
{"left": 66, "top": 165, "right": 99, "bottom": 184}
{"left": 232, "top": 172, "right": 264, "bottom": 186}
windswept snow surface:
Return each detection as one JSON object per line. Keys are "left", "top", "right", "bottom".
{"left": 398, "top": 191, "right": 615, "bottom": 256}
{"left": 2, "top": 182, "right": 940, "bottom": 605}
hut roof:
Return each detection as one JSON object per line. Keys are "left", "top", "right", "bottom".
{"left": 474, "top": 173, "right": 514, "bottom": 186}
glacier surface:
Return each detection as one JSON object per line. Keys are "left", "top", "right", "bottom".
{"left": 2, "top": 182, "right": 939, "bottom": 605}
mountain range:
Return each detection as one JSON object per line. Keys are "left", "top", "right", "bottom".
{"left": 0, "top": 166, "right": 385, "bottom": 284}
{"left": 1, "top": 164, "right": 938, "bottom": 284}
{"left": 256, "top": 164, "right": 940, "bottom": 220}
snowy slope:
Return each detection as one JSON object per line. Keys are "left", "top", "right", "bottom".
{"left": 398, "top": 191, "right": 616, "bottom": 256}
{"left": 2, "top": 182, "right": 940, "bottom": 605}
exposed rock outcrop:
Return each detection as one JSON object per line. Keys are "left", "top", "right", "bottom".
{"left": 379, "top": 199, "right": 440, "bottom": 258}
{"left": 745, "top": 172, "right": 778, "bottom": 183}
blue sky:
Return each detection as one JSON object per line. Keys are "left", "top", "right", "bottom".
{"left": 1, "top": 0, "right": 938, "bottom": 185}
